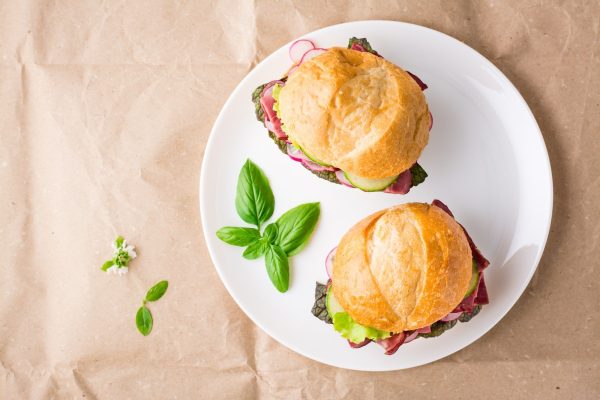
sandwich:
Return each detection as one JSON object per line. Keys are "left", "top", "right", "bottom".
{"left": 252, "top": 38, "right": 432, "bottom": 194}
{"left": 311, "top": 200, "right": 490, "bottom": 355}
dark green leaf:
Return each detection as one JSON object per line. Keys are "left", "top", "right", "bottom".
{"left": 235, "top": 159, "right": 275, "bottom": 228}
{"left": 145, "top": 280, "right": 169, "bottom": 302}
{"left": 263, "top": 223, "right": 278, "bottom": 244}
{"left": 302, "top": 165, "right": 339, "bottom": 184}
{"left": 242, "top": 240, "right": 268, "bottom": 260}
{"left": 458, "top": 305, "right": 482, "bottom": 323}
{"left": 216, "top": 227, "right": 261, "bottom": 247}
{"left": 275, "top": 203, "right": 320, "bottom": 256}
{"left": 115, "top": 236, "right": 124, "bottom": 248}
{"left": 101, "top": 260, "right": 114, "bottom": 271}
{"left": 347, "top": 37, "right": 378, "bottom": 55}
{"left": 136, "top": 306, "right": 153, "bottom": 336}
{"left": 311, "top": 281, "right": 332, "bottom": 324}
{"left": 252, "top": 83, "right": 267, "bottom": 122}
{"left": 268, "top": 130, "right": 288, "bottom": 154}
{"left": 419, "top": 319, "right": 458, "bottom": 338}
{"left": 265, "top": 244, "right": 289, "bottom": 292}
{"left": 410, "top": 163, "right": 428, "bottom": 187}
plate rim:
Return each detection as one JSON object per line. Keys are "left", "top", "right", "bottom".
{"left": 200, "top": 19, "right": 553, "bottom": 371}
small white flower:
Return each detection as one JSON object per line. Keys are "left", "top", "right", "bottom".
{"left": 106, "top": 265, "right": 128, "bottom": 275}
{"left": 122, "top": 243, "right": 137, "bottom": 259}
{"left": 104, "top": 236, "right": 136, "bottom": 275}
{"left": 113, "top": 239, "right": 137, "bottom": 259}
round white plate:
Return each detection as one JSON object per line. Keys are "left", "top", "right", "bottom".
{"left": 200, "top": 20, "right": 552, "bottom": 371}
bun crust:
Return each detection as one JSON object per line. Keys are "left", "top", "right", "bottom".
{"left": 331, "top": 203, "right": 472, "bottom": 332}
{"left": 278, "top": 48, "right": 430, "bottom": 179}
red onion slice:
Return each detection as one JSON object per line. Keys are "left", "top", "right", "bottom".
{"left": 287, "top": 64, "right": 299, "bottom": 77}
{"left": 264, "top": 118, "right": 275, "bottom": 133}
{"left": 289, "top": 39, "right": 315, "bottom": 63}
{"left": 286, "top": 143, "right": 309, "bottom": 162}
{"left": 334, "top": 170, "right": 354, "bottom": 188}
{"left": 300, "top": 48, "right": 328, "bottom": 64}
{"left": 325, "top": 247, "right": 337, "bottom": 279}
{"left": 441, "top": 311, "right": 463, "bottom": 322}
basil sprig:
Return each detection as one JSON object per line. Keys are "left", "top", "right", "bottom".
{"left": 265, "top": 244, "right": 289, "bottom": 292}
{"left": 235, "top": 159, "right": 274, "bottom": 230}
{"left": 216, "top": 227, "right": 261, "bottom": 246}
{"left": 216, "top": 159, "right": 320, "bottom": 292}
{"left": 136, "top": 280, "right": 169, "bottom": 336}
{"left": 275, "top": 203, "right": 320, "bottom": 256}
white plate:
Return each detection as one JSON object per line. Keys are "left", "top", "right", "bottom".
{"left": 200, "top": 21, "right": 552, "bottom": 371}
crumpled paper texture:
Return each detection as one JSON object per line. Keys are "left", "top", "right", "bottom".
{"left": 1, "top": 1, "right": 598, "bottom": 398}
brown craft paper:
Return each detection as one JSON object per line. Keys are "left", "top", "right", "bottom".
{"left": 1, "top": 1, "right": 598, "bottom": 398}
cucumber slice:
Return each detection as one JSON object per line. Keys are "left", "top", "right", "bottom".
{"left": 343, "top": 171, "right": 398, "bottom": 192}
{"left": 286, "top": 135, "right": 332, "bottom": 166}
{"left": 297, "top": 144, "right": 332, "bottom": 167}
{"left": 326, "top": 286, "right": 345, "bottom": 316}
{"left": 464, "top": 261, "right": 480, "bottom": 298}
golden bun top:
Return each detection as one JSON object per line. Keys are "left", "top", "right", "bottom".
{"left": 278, "top": 47, "right": 430, "bottom": 179}
{"left": 331, "top": 203, "right": 472, "bottom": 332}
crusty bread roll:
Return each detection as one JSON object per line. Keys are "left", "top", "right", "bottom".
{"left": 278, "top": 47, "right": 430, "bottom": 179}
{"left": 331, "top": 203, "right": 472, "bottom": 332}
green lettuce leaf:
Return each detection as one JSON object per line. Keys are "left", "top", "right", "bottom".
{"left": 332, "top": 312, "right": 390, "bottom": 343}
{"left": 272, "top": 84, "right": 282, "bottom": 119}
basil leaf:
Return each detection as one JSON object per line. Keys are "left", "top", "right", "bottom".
{"left": 242, "top": 240, "right": 268, "bottom": 260}
{"left": 216, "top": 227, "right": 261, "bottom": 247}
{"left": 145, "top": 280, "right": 169, "bottom": 302}
{"left": 265, "top": 244, "right": 289, "bottom": 292}
{"left": 115, "top": 236, "right": 124, "bottom": 248}
{"left": 235, "top": 159, "right": 275, "bottom": 229}
{"left": 275, "top": 203, "right": 320, "bottom": 256}
{"left": 136, "top": 306, "right": 153, "bottom": 336}
{"left": 101, "top": 260, "right": 114, "bottom": 271}
{"left": 263, "top": 223, "right": 278, "bottom": 244}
